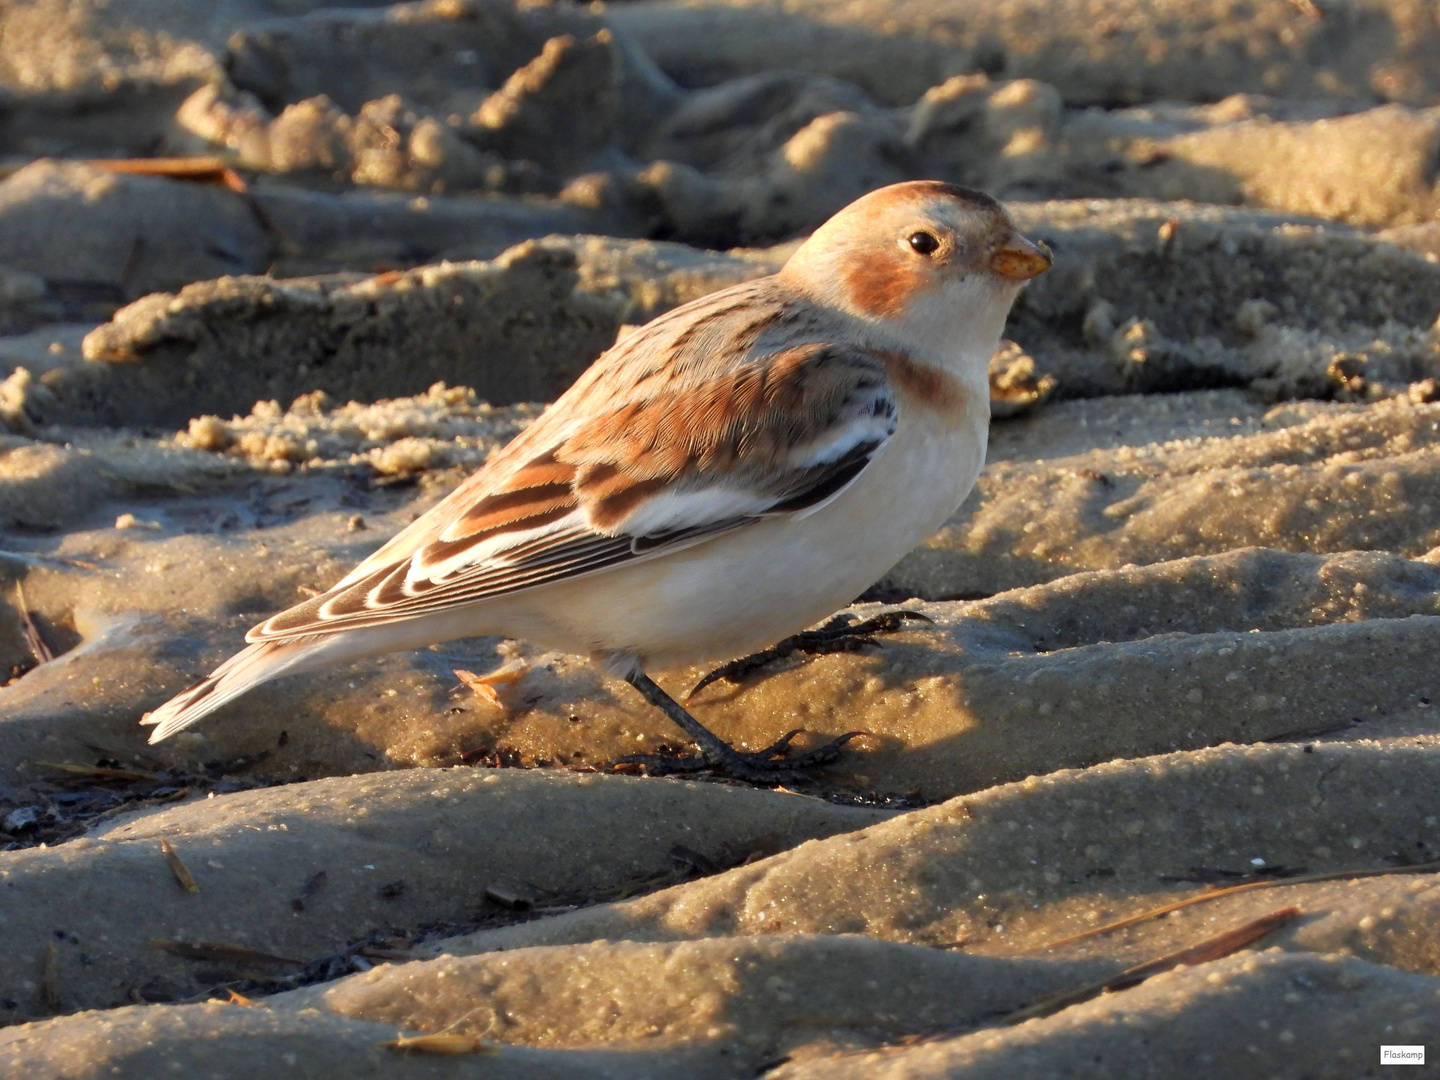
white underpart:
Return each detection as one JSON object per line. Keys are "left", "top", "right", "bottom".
{"left": 515, "top": 377, "right": 988, "bottom": 667}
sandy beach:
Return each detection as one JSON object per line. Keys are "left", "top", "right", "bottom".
{"left": 0, "top": 1, "right": 1438, "bottom": 1075}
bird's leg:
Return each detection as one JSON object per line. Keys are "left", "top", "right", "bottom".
{"left": 687, "top": 610, "right": 933, "bottom": 699}
{"left": 614, "top": 670, "right": 863, "bottom": 785}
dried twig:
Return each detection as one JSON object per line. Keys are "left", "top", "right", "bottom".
{"left": 381, "top": 1002, "right": 503, "bottom": 1054}
{"left": 0, "top": 549, "right": 99, "bottom": 571}
{"left": 360, "top": 945, "right": 420, "bottom": 962}
{"left": 41, "top": 940, "right": 61, "bottom": 1010}
{"left": 1003, "top": 907, "right": 1300, "bottom": 1025}
{"left": 150, "top": 939, "right": 301, "bottom": 968}
{"left": 1261, "top": 718, "right": 1361, "bottom": 742}
{"left": 36, "top": 761, "right": 157, "bottom": 783}
{"left": 81, "top": 157, "right": 290, "bottom": 250}
{"left": 380, "top": 1034, "right": 498, "bottom": 1055}
{"left": 85, "top": 156, "right": 245, "bottom": 189}
{"left": 1036, "top": 859, "right": 1440, "bottom": 950}
{"left": 14, "top": 582, "right": 52, "bottom": 664}
{"left": 161, "top": 838, "right": 200, "bottom": 893}
{"left": 291, "top": 870, "right": 328, "bottom": 912}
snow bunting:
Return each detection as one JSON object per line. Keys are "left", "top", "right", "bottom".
{"left": 143, "top": 180, "right": 1050, "bottom": 780}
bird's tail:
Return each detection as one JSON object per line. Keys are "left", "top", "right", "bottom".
{"left": 141, "top": 636, "right": 335, "bottom": 744}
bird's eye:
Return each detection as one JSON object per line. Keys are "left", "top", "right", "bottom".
{"left": 907, "top": 231, "right": 940, "bottom": 256}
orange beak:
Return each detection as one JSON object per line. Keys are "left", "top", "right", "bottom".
{"left": 989, "top": 234, "right": 1052, "bottom": 281}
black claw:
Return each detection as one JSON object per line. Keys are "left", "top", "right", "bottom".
{"left": 688, "top": 609, "right": 933, "bottom": 698}
{"left": 789, "top": 730, "right": 866, "bottom": 767}
{"left": 753, "top": 728, "right": 804, "bottom": 758}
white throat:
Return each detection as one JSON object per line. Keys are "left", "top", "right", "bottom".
{"left": 861, "top": 274, "right": 1020, "bottom": 384}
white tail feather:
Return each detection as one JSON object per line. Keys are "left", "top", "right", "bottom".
{"left": 142, "top": 638, "right": 332, "bottom": 744}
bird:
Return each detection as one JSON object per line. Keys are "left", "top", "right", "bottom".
{"left": 142, "top": 180, "right": 1051, "bottom": 781}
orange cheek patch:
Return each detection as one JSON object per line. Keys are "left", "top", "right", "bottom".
{"left": 842, "top": 249, "right": 929, "bottom": 319}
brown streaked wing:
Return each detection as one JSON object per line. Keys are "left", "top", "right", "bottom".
{"left": 255, "top": 452, "right": 585, "bottom": 638}
{"left": 304, "top": 278, "right": 797, "bottom": 599}
{"left": 558, "top": 342, "right": 889, "bottom": 516}
{"left": 249, "top": 340, "right": 898, "bottom": 643}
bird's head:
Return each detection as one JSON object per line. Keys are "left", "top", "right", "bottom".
{"left": 780, "top": 180, "right": 1050, "bottom": 364}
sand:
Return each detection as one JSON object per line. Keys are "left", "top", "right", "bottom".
{"left": 0, "top": 0, "right": 1437, "bottom": 1075}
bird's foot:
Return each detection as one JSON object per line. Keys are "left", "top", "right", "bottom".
{"left": 613, "top": 670, "right": 865, "bottom": 785}
{"left": 613, "top": 729, "right": 866, "bottom": 785}
{"left": 687, "top": 610, "right": 933, "bottom": 698}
